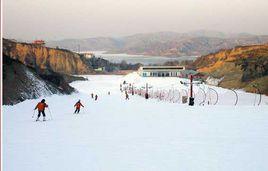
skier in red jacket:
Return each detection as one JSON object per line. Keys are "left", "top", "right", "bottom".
{"left": 74, "top": 100, "right": 84, "bottom": 114}
{"left": 34, "top": 99, "right": 48, "bottom": 121}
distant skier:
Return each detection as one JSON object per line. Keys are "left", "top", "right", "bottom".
{"left": 108, "top": 91, "right": 111, "bottom": 95}
{"left": 125, "top": 91, "right": 129, "bottom": 100}
{"left": 91, "top": 93, "right": 94, "bottom": 99}
{"left": 34, "top": 99, "right": 48, "bottom": 121}
{"left": 74, "top": 100, "right": 84, "bottom": 114}
{"left": 95, "top": 95, "right": 98, "bottom": 101}
{"left": 145, "top": 93, "right": 149, "bottom": 99}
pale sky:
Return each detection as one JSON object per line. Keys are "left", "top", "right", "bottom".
{"left": 3, "top": 0, "right": 268, "bottom": 40}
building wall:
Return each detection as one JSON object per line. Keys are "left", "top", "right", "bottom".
{"left": 142, "top": 71, "right": 181, "bottom": 77}
{"left": 138, "top": 66, "right": 185, "bottom": 77}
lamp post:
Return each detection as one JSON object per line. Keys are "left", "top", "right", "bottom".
{"left": 145, "top": 83, "right": 149, "bottom": 99}
{"left": 180, "top": 74, "right": 202, "bottom": 106}
{"left": 189, "top": 75, "right": 194, "bottom": 106}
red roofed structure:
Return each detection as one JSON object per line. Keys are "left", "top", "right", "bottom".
{"left": 33, "top": 40, "right": 45, "bottom": 46}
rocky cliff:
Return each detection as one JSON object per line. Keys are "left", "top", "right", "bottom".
{"left": 3, "top": 54, "right": 74, "bottom": 105}
{"left": 194, "top": 44, "right": 268, "bottom": 94}
{"left": 3, "top": 39, "right": 93, "bottom": 74}
{"left": 2, "top": 39, "right": 91, "bottom": 105}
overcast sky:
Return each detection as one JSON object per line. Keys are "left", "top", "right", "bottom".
{"left": 3, "top": 0, "right": 268, "bottom": 41}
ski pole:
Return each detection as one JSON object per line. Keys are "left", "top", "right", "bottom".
{"left": 48, "top": 107, "right": 53, "bottom": 120}
{"left": 32, "top": 110, "right": 36, "bottom": 118}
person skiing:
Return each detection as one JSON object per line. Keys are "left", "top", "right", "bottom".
{"left": 125, "top": 91, "right": 129, "bottom": 100}
{"left": 74, "top": 100, "right": 84, "bottom": 114}
{"left": 34, "top": 99, "right": 48, "bottom": 121}
{"left": 91, "top": 93, "right": 94, "bottom": 99}
{"left": 95, "top": 95, "right": 98, "bottom": 101}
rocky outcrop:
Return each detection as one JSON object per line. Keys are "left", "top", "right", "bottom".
{"left": 3, "top": 55, "right": 61, "bottom": 105}
{"left": 194, "top": 44, "right": 268, "bottom": 94}
{"left": 2, "top": 39, "right": 92, "bottom": 105}
{"left": 3, "top": 53, "right": 90, "bottom": 105}
{"left": 194, "top": 44, "right": 268, "bottom": 72}
{"left": 3, "top": 39, "right": 93, "bottom": 74}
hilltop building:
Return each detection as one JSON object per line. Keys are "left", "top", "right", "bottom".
{"left": 79, "top": 52, "right": 95, "bottom": 58}
{"left": 33, "top": 40, "right": 45, "bottom": 46}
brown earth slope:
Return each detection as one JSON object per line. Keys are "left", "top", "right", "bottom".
{"left": 194, "top": 44, "right": 268, "bottom": 95}
{"left": 2, "top": 39, "right": 91, "bottom": 105}
{"left": 3, "top": 39, "right": 93, "bottom": 74}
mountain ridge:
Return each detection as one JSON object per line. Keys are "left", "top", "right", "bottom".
{"left": 46, "top": 31, "right": 268, "bottom": 57}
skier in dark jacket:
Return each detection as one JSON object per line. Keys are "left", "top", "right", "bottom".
{"left": 34, "top": 99, "right": 48, "bottom": 121}
{"left": 95, "top": 95, "right": 98, "bottom": 101}
{"left": 74, "top": 100, "right": 84, "bottom": 114}
{"left": 91, "top": 93, "right": 94, "bottom": 99}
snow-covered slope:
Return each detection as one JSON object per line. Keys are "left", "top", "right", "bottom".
{"left": 122, "top": 72, "right": 268, "bottom": 106}
{"left": 24, "top": 70, "right": 59, "bottom": 97}
{"left": 3, "top": 56, "right": 61, "bottom": 105}
{"left": 3, "top": 75, "right": 268, "bottom": 171}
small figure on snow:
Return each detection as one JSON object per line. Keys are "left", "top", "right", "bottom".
{"left": 145, "top": 93, "right": 149, "bottom": 99}
{"left": 125, "top": 91, "right": 129, "bottom": 100}
{"left": 108, "top": 91, "right": 111, "bottom": 95}
{"left": 74, "top": 100, "right": 84, "bottom": 114}
{"left": 95, "top": 95, "right": 98, "bottom": 101}
{"left": 34, "top": 99, "right": 48, "bottom": 121}
{"left": 91, "top": 93, "right": 94, "bottom": 99}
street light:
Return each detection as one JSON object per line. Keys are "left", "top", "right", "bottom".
{"left": 180, "top": 75, "right": 202, "bottom": 106}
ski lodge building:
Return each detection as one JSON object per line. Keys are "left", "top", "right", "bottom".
{"left": 138, "top": 66, "right": 186, "bottom": 77}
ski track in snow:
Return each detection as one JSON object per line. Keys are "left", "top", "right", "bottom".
{"left": 3, "top": 74, "right": 268, "bottom": 171}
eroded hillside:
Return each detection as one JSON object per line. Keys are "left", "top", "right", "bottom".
{"left": 194, "top": 44, "right": 268, "bottom": 94}
{"left": 3, "top": 39, "right": 93, "bottom": 74}
{"left": 2, "top": 39, "right": 91, "bottom": 105}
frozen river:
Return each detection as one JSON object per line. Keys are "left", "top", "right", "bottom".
{"left": 91, "top": 51, "right": 197, "bottom": 64}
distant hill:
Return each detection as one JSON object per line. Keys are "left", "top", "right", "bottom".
{"left": 194, "top": 44, "right": 268, "bottom": 95}
{"left": 47, "top": 31, "right": 268, "bottom": 57}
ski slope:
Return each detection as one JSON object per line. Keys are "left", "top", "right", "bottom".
{"left": 3, "top": 74, "right": 268, "bottom": 171}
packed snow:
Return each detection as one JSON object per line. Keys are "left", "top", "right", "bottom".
{"left": 3, "top": 74, "right": 268, "bottom": 171}
{"left": 123, "top": 72, "right": 268, "bottom": 106}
